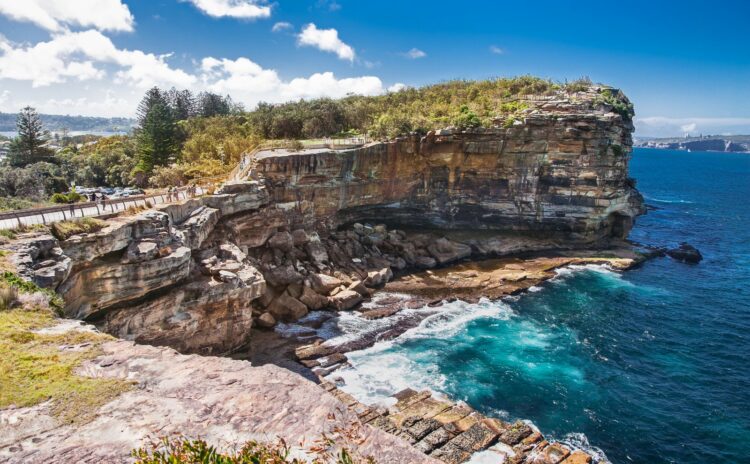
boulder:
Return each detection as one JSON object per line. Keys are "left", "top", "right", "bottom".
{"left": 666, "top": 242, "right": 703, "bottom": 263}
{"left": 267, "top": 231, "right": 294, "bottom": 252}
{"left": 364, "top": 267, "right": 393, "bottom": 287}
{"left": 305, "top": 233, "right": 329, "bottom": 265}
{"left": 291, "top": 229, "right": 309, "bottom": 246}
{"left": 328, "top": 289, "right": 363, "bottom": 311}
{"left": 263, "top": 264, "right": 303, "bottom": 287}
{"left": 415, "top": 256, "right": 437, "bottom": 269}
{"left": 309, "top": 273, "right": 343, "bottom": 294}
{"left": 267, "top": 291, "right": 308, "bottom": 321}
{"left": 348, "top": 280, "right": 371, "bottom": 297}
{"left": 299, "top": 285, "right": 328, "bottom": 310}
{"left": 428, "top": 238, "right": 472, "bottom": 265}
{"left": 256, "top": 312, "right": 276, "bottom": 329}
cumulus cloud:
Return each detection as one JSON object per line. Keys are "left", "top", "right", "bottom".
{"left": 402, "top": 48, "right": 426, "bottom": 59}
{"left": 200, "top": 56, "right": 385, "bottom": 105}
{"left": 272, "top": 21, "right": 293, "bottom": 32}
{"left": 0, "top": 0, "right": 134, "bottom": 32}
{"left": 182, "top": 0, "right": 271, "bottom": 20}
{"left": 0, "top": 30, "right": 195, "bottom": 88}
{"left": 489, "top": 45, "right": 504, "bottom": 55}
{"left": 298, "top": 23, "right": 355, "bottom": 61}
{"left": 388, "top": 83, "right": 407, "bottom": 92}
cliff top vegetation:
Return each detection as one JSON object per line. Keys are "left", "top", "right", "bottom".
{"left": 0, "top": 76, "right": 632, "bottom": 206}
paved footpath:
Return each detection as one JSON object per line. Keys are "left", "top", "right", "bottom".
{"left": 0, "top": 188, "right": 205, "bottom": 231}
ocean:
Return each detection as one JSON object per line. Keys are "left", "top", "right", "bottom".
{"left": 332, "top": 148, "right": 750, "bottom": 463}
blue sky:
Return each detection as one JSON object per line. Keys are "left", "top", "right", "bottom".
{"left": 0, "top": 0, "right": 748, "bottom": 136}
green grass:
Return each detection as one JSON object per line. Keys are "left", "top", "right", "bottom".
{"left": 50, "top": 217, "right": 108, "bottom": 241}
{"left": 0, "top": 304, "right": 133, "bottom": 425}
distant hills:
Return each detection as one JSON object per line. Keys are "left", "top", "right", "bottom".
{"left": 0, "top": 112, "right": 136, "bottom": 134}
{"left": 635, "top": 135, "right": 750, "bottom": 153}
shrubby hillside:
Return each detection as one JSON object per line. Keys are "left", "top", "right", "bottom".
{"left": 0, "top": 76, "right": 624, "bottom": 210}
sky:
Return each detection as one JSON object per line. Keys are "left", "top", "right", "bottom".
{"left": 0, "top": 0, "right": 748, "bottom": 137}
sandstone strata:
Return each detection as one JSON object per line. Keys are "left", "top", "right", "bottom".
{"left": 7, "top": 89, "right": 643, "bottom": 356}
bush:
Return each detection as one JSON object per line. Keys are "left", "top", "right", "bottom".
{"left": 133, "top": 437, "right": 373, "bottom": 464}
{"left": 50, "top": 218, "right": 107, "bottom": 241}
{"left": 50, "top": 191, "right": 83, "bottom": 204}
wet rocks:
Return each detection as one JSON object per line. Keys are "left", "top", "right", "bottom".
{"left": 666, "top": 242, "right": 703, "bottom": 263}
{"left": 318, "top": 384, "right": 596, "bottom": 464}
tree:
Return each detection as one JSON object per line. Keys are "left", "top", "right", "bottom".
{"left": 7, "top": 106, "right": 53, "bottom": 167}
{"left": 167, "top": 88, "right": 196, "bottom": 121}
{"left": 197, "top": 92, "right": 233, "bottom": 118}
{"left": 134, "top": 88, "right": 178, "bottom": 175}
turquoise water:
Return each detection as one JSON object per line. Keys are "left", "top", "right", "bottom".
{"left": 336, "top": 149, "right": 750, "bottom": 463}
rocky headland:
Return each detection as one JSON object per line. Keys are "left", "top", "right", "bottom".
{"left": 2, "top": 88, "right": 646, "bottom": 463}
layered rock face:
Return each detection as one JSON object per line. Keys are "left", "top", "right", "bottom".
{"left": 8, "top": 89, "right": 643, "bottom": 356}
{"left": 256, "top": 94, "right": 643, "bottom": 243}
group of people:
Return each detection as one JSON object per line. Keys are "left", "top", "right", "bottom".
{"left": 166, "top": 184, "right": 199, "bottom": 202}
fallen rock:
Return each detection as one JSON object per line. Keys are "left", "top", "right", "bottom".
{"left": 267, "top": 231, "right": 294, "bottom": 252}
{"left": 428, "top": 238, "right": 472, "bottom": 265}
{"left": 328, "top": 289, "right": 363, "bottom": 311}
{"left": 268, "top": 291, "right": 308, "bottom": 321}
{"left": 299, "top": 285, "right": 328, "bottom": 310}
{"left": 256, "top": 312, "right": 276, "bottom": 329}
{"left": 364, "top": 267, "right": 393, "bottom": 287}
{"left": 264, "top": 264, "right": 304, "bottom": 287}
{"left": 348, "top": 280, "right": 371, "bottom": 297}
{"left": 310, "top": 273, "right": 343, "bottom": 294}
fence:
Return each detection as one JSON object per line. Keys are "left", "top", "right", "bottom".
{"left": 0, "top": 174, "right": 226, "bottom": 231}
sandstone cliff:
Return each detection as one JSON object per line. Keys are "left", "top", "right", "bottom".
{"left": 8, "top": 87, "right": 643, "bottom": 357}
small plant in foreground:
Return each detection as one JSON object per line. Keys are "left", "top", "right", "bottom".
{"left": 133, "top": 437, "right": 375, "bottom": 464}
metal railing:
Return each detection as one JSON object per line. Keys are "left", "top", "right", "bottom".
{"left": 0, "top": 175, "right": 225, "bottom": 230}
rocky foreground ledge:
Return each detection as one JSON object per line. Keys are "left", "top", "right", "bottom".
{"left": 0, "top": 323, "right": 436, "bottom": 464}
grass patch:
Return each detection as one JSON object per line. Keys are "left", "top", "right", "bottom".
{"left": 50, "top": 217, "right": 108, "bottom": 241}
{"left": 0, "top": 304, "right": 132, "bottom": 425}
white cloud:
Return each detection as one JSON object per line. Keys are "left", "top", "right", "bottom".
{"left": 182, "top": 0, "right": 271, "bottom": 20}
{"left": 680, "top": 123, "right": 697, "bottom": 133}
{"left": 0, "top": 30, "right": 195, "bottom": 88}
{"left": 0, "top": 89, "right": 9, "bottom": 105}
{"left": 388, "top": 83, "right": 407, "bottom": 92}
{"left": 0, "top": 0, "right": 134, "bottom": 32}
{"left": 298, "top": 23, "right": 355, "bottom": 61}
{"left": 200, "top": 56, "right": 385, "bottom": 106}
{"left": 402, "top": 48, "right": 426, "bottom": 59}
{"left": 489, "top": 45, "right": 504, "bottom": 55}
{"left": 272, "top": 21, "right": 293, "bottom": 32}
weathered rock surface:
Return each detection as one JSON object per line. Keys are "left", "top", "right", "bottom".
{"left": 0, "top": 328, "right": 436, "bottom": 464}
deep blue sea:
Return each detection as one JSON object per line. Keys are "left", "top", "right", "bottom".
{"left": 334, "top": 149, "right": 750, "bottom": 463}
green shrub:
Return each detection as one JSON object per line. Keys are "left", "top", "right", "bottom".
{"left": 452, "top": 105, "right": 481, "bottom": 129}
{"left": 132, "top": 437, "right": 373, "bottom": 464}
{"left": 50, "top": 192, "right": 83, "bottom": 204}
{"left": 594, "top": 89, "right": 634, "bottom": 121}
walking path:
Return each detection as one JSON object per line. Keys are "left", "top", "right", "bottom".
{"left": 0, "top": 186, "right": 208, "bottom": 231}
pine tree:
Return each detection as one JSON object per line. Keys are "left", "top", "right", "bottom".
{"left": 8, "top": 106, "right": 52, "bottom": 167}
{"left": 134, "top": 88, "right": 178, "bottom": 176}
